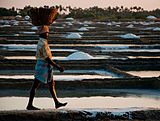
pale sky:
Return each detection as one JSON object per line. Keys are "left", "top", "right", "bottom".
{"left": 0, "top": 0, "right": 160, "bottom": 10}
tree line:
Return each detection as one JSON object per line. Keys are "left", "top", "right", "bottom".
{"left": 0, "top": 5, "right": 160, "bottom": 20}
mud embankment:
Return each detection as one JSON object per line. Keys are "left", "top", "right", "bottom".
{"left": 0, "top": 77, "right": 160, "bottom": 90}
{"left": 0, "top": 109, "right": 160, "bottom": 121}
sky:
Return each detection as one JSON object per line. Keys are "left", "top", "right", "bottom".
{"left": 0, "top": 0, "right": 160, "bottom": 10}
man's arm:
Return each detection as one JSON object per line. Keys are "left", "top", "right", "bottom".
{"left": 45, "top": 57, "right": 64, "bottom": 72}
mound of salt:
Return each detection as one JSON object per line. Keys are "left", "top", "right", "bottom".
{"left": 127, "top": 24, "right": 134, "bottom": 28}
{"left": 116, "top": 25, "right": 120, "bottom": 27}
{"left": 66, "top": 33, "right": 82, "bottom": 39}
{"left": 78, "top": 27, "right": 89, "bottom": 31}
{"left": 26, "top": 22, "right": 32, "bottom": 25}
{"left": 147, "top": 15, "right": 157, "bottom": 20}
{"left": 24, "top": 15, "right": 30, "bottom": 21}
{"left": 15, "top": 15, "right": 22, "bottom": 19}
{"left": 120, "top": 33, "right": 140, "bottom": 39}
{"left": 66, "top": 51, "right": 94, "bottom": 60}
{"left": 66, "top": 17, "right": 74, "bottom": 21}
{"left": 31, "top": 26, "right": 38, "bottom": 30}
{"left": 107, "top": 23, "right": 112, "bottom": 26}
{"left": 153, "top": 27, "right": 160, "bottom": 31}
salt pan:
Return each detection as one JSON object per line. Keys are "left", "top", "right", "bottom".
{"left": 66, "top": 51, "right": 94, "bottom": 60}
{"left": 153, "top": 27, "right": 160, "bottom": 31}
{"left": 78, "top": 27, "right": 89, "bottom": 31}
{"left": 66, "top": 33, "right": 82, "bottom": 39}
{"left": 147, "top": 15, "right": 157, "bottom": 20}
{"left": 120, "top": 33, "right": 140, "bottom": 39}
{"left": 31, "top": 26, "right": 38, "bottom": 30}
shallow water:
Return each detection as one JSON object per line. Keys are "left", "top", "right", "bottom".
{"left": 5, "top": 55, "right": 106, "bottom": 60}
{"left": 128, "top": 56, "right": 160, "bottom": 59}
{"left": 0, "top": 74, "right": 113, "bottom": 81}
{"left": 0, "top": 96, "right": 159, "bottom": 110}
{"left": 5, "top": 56, "right": 66, "bottom": 60}
{"left": 126, "top": 71, "right": 160, "bottom": 77}
{"left": 1, "top": 44, "right": 160, "bottom": 53}
{"left": 0, "top": 44, "right": 78, "bottom": 52}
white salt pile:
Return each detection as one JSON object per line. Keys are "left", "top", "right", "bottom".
{"left": 153, "top": 27, "right": 160, "bottom": 31}
{"left": 107, "top": 23, "right": 112, "bottom": 26}
{"left": 66, "top": 17, "right": 74, "bottom": 21}
{"left": 31, "top": 26, "right": 38, "bottom": 30}
{"left": 66, "top": 33, "right": 82, "bottom": 39}
{"left": 120, "top": 33, "right": 140, "bottom": 39}
{"left": 66, "top": 51, "right": 94, "bottom": 60}
{"left": 15, "top": 15, "right": 22, "bottom": 19}
{"left": 126, "top": 24, "right": 134, "bottom": 28}
{"left": 147, "top": 15, "right": 157, "bottom": 20}
{"left": 0, "top": 25, "right": 11, "bottom": 27}
{"left": 78, "top": 27, "right": 89, "bottom": 31}
{"left": 24, "top": 15, "right": 30, "bottom": 20}
{"left": 26, "top": 22, "right": 32, "bottom": 25}
{"left": 68, "top": 22, "right": 73, "bottom": 26}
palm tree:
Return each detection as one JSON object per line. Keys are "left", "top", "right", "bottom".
{"left": 133, "top": 6, "right": 138, "bottom": 12}
{"left": 130, "top": 7, "right": 133, "bottom": 12}
{"left": 120, "top": 6, "right": 124, "bottom": 11}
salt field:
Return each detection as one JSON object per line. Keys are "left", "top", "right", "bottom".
{"left": 0, "top": 16, "right": 160, "bottom": 115}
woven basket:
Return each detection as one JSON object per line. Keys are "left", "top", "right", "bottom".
{"left": 28, "top": 7, "right": 58, "bottom": 26}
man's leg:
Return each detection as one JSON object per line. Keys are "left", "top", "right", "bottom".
{"left": 26, "top": 78, "right": 41, "bottom": 110}
{"left": 48, "top": 79, "right": 67, "bottom": 109}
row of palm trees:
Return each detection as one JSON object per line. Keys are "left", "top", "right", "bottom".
{"left": 63, "top": 6, "right": 154, "bottom": 19}
{"left": 58, "top": 5, "right": 145, "bottom": 13}
{"left": 1, "top": 5, "right": 159, "bottom": 20}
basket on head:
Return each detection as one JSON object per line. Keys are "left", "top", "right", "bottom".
{"left": 28, "top": 7, "right": 58, "bottom": 26}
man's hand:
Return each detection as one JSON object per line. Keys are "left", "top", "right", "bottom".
{"left": 45, "top": 57, "right": 64, "bottom": 72}
{"left": 58, "top": 66, "right": 64, "bottom": 72}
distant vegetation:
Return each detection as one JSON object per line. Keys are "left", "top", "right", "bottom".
{"left": 0, "top": 7, "right": 17, "bottom": 16}
{"left": 0, "top": 5, "right": 160, "bottom": 20}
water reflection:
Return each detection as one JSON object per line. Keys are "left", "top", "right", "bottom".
{"left": 126, "top": 71, "right": 160, "bottom": 77}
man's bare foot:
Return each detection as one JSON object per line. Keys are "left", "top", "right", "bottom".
{"left": 55, "top": 102, "right": 67, "bottom": 109}
{"left": 26, "top": 105, "right": 40, "bottom": 110}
